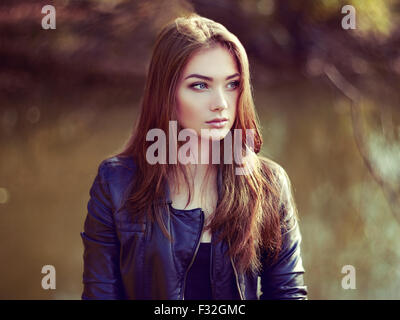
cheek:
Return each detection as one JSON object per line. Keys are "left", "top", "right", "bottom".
{"left": 176, "top": 90, "right": 202, "bottom": 126}
{"left": 228, "top": 93, "right": 238, "bottom": 124}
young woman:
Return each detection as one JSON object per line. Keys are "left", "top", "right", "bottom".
{"left": 81, "top": 13, "right": 308, "bottom": 300}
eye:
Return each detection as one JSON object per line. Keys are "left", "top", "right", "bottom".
{"left": 190, "top": 82, "right": 208, "bottom": 90}
{"left": 228, "top": 80, "right": 240, "bottom": 89}
{"left": 189, "top": 80, "right": 240, "bottom": 91}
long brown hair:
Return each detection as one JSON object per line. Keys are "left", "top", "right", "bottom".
{"left": 116, "top": 13, "right": 297, "bottom": 275}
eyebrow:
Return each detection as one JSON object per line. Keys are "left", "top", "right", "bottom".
{"left": 184, "top": 73, "right": 240, "bottom": 81}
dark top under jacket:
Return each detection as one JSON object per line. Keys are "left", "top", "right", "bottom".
{"left": 184, "top": 243, "right": 213, "bottom": 300}
{"left": 80, "top": 155, "right": 308, "bottom": 300}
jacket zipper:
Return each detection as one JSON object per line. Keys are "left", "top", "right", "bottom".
{"left": 230, "top": 254, "right": 245, "bottom": 300}
{"left": 181, "top": 210, "right": 204, "bottom": 300}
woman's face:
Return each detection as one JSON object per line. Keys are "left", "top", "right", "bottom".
{"left": 175, "top": 44, "right": 240, "bottom": 141}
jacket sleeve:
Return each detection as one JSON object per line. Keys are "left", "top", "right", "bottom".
{"left": 80, "top": 160, "right": 124, "bottom": 299}
{"left": 260, "top": 166, "right": 308, "bottom": 300}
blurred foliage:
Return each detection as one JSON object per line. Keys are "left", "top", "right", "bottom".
{"left": 0, "top": 0, "right": 400, "bottom": 299}
{"left": 1, "top": 0, "right": 400, "bottom": 98}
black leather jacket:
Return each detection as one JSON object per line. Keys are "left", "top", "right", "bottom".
{"left": 80, "top": 155, "right": 308, "bottom": 299}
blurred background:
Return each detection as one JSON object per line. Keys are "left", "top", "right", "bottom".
{"left": 1, "top": 0, "right": 400, "bottom": 299}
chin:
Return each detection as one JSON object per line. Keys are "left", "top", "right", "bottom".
{"left": 201, "top": 130, "right": 230, "bottom": 141}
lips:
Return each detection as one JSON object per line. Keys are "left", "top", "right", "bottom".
{"left": 206, "top": 118, "right": 228, "bottom": 123}
{"left": 206, "top": 118, "right": 228, "bottom": 129}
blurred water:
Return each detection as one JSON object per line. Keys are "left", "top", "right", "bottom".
{"left": 1, "top": 79, "right": 399, "bottom": 299}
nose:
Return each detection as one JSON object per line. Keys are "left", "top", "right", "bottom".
{"left": 211, "top": 104, "right": 227, "bottom": 112}
{"left": 210, "top": 88, "right": 228, "bottom": 111}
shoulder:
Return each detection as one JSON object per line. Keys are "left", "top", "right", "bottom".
{"left": 99, "top": 154, "right": 137, "bottom": 172}
{"left": 97, "top": 154, "right": 139, "bottom": 182}
{"left": 96, "top": 154, "right": 138, "bottom": 182}
{"left": 257, "top": 155, "right": 290, "bottom": 188}
{"left": 95, "top": 155, "right": 138, "bottom": 210}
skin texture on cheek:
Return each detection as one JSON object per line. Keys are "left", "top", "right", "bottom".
{"left": 176, "top": 88, "right": 202, "bottom": 131}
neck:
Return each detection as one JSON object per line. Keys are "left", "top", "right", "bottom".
{"left": 169, "top": 134, "right": 219, "bottom": 192}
